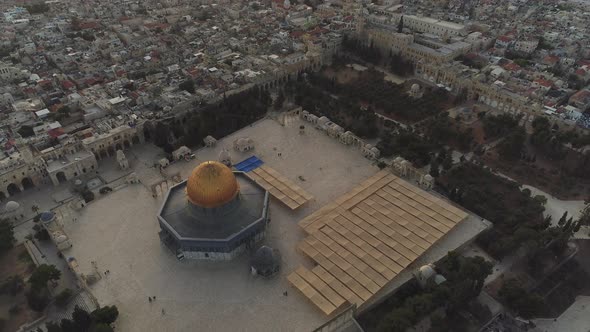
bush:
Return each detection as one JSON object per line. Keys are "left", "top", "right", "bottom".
{"left": 0, "top": 219, "right": 15, "bottom": 254}
{"left": 34, "top": 228, "right": 50, "bottom": 241}
{"left": 81, "top": 189, "right": 95, "bottom": 203}
{"left": 9, "top": 304, "right": 20, "bottom": 315}
{"left": 55, "top": 288, "right": 73, "bottom": 307}
{"left": 27, "top": 288, "right": 50, "bottom": 312}
{"left": 0, "top": 275, "right": 24, "bottom": 296}
{"left": 91, "top": 305, "right": 119, "bottom": 325}
{"left": 29, "top": 264, "right": 61, "bottom": 291}
{"left": 498, "top": 279, "right": 544, "bottom": 318}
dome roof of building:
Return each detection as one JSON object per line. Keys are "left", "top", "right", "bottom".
{"left": 218, "top": 149, "right": 231, "bottom": 162}
{"left": 411, "top": 83, "right": 420, "bottom": 92}
{"left": 186, "top": 161, "right": 239, "bottom": 208}
{"left": 418, "top": 264, "right": 436, "bottom": 280}
{"left": 40, "top": 211, "right": 55, "bottom": 223}
{"left": 5, "top": 201, "right": 19, "bottom": 212}
{"left": 251, "top": 246, "right": 281, "bottom": 276}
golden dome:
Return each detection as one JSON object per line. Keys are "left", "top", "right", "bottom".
{"left": 186, "top": 161, "right": 239, "bottom": 208}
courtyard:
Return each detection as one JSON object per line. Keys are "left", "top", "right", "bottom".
{"left": 61, "top": 117, "right": 380, "bottom": 332}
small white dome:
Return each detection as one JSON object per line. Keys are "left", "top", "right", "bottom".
{"left": 5, "top": 201, "right": 19, "bottom": 212}
{"left": 219, "top": 150, "right": 230, "bottom": 159}
{"left": 411, "top": 83, "right": 420, "bottom": 92}
{"left": 424, "top": 174, "right": 433, "bottom": 181}
{"left": 55, "top": 234, "right": 68, "bottom": 243}
{"left": 418, "top": 264, "right": 436, "bottom": 280}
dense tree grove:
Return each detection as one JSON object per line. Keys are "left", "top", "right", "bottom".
{"left": 41, "top": 305, "right": 119, "bottom": 332}
{"left": 438, "top": 163, "right": 549, "bottom": 258}
{"left": 498, "top": 127, "right": 525, "bottom": 161}
{"left": 341, "top": 35, "right": 382, "bottom": 64}
{"left": 377, "top": 130, "right": 437, "bottom": 167}
{"left": 24, "top": 3, "right": 50, "bottom": 14}
{"left": 498, "top": 279, "right": 544, "bottom": 318}
{"left": 286, "top": 75, "right": 379, "bottom": 138}
{"left": 146, "top": 88, "right": 271, "bottom": 151}
{"left": 360, "top": 252, "right": 492, "bottom": 332}
{"left": 179, "top": 79, "right": 196, "bottom": 94}
{"left": 26, "top": 264, "right": 62, "bottom": 312}
{"left": 0, "top": 219, "right": 15, "bottom": 254}
{"left": 317, "top": 69, "right": 450, "bottom": 123}
{"left": 481, "top": 113, "right": 519, "bottom": 140}
{"left": 389, "top": 53, "right": 414, "bottom": 77}
{"left": 422, "top": 112, "right": 474, "bottom": 151}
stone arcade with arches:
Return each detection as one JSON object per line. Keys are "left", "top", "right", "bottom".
{"left": 0, "top": 123, "right": 146, "bottom": 200}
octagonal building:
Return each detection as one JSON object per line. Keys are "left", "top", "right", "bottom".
{"left": 158, "top": 161, "right": 270, "bottom": 260}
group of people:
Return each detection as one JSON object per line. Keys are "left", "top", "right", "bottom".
{"left": 148, "top": 296, "right": 165, "bottom": 315}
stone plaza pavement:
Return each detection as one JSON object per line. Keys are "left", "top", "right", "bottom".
{"left": 62, "top": 118, "right": 380, "bottom": 332}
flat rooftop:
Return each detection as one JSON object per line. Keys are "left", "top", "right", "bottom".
{"left": 62, "top": 117, "right": 380, "bottom": 332}
{"left": 46, "top": 150, "right": 94, "bottom": 173}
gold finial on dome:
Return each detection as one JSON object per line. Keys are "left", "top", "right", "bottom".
{"left": 186, "top": 161, "right": 239, "bottom": 208}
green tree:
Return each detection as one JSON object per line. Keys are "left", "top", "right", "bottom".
{"left": 58, "top": 106, "right": 71, "bottom": 115}
{"left": 26, "top": 287, "right": 50, "bottom": 311}
{"left": 377, "top": 307, "right": 415, "bottom": 332}
{"left": 72, "top": 305, "right": 92, "bottom": 331}
{"left": 273, "top": 91, "right": 285, "bottom": 110}
{"left": 442, "top": 153, "right": 453, "bottom": 171}
{"left": 2, "top": 275, "right": 24, "bottom": 296}
{"left": 18, "top": 125, "right": 35, "bottom": 138}
{"left": 29, "top": 264, "right": 61, "bottom": 291}
{"left": 498, "top": 279, "right": 544, "bottom": 318}
{"left": 498, "top": 128, "right": 525, "bottom": 161}
{"left": 430, "top": 160, "right": 440, "bottom": 177}
{"left": 45, "top": 321, "right": 63, "bottom": 332}
{"left": 558, "top": 211, "right": 568, "bottom": 226}
{"left": 578, "top": 201, "right": 590, "bottom": 226}
{"left": 179, "top": 79, "right": 195, "bottom": 94}
{"left": 0, "top": 219, "right": 15, "bottom": 254}
{"left": 90, "top": 323, "right": 114, "bottom": 332}
{"left": 91, "top": 305, "right": 119, "bottom": 325}
{"left": 55, "top": 288, "right": 73, "bottom": 307}
{"left": 60, "top": 318, "right": 75, "bottom": 332}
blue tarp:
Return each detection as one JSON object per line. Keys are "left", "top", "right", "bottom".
{"left": 234, "top": 156, "right": 264, "bottom": 172}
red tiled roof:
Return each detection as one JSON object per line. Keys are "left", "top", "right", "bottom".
{"left": 534, "top": 78, "right": 553, "bottom": 88}
{"left": 78, "top": 21, "right": 100, "bottom": 30}
{"left": 61, "top": 80, "right": 75, "bottom": 89}
{"left": 503, "top": 63, "right": 521, "bottom": 71}
{"left": 543, "top": 55, "right": 559, "bottom": 64}
{"left": 48, "top": 128, "right": 65, "bottom": 138}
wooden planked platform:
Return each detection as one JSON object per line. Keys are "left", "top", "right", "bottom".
{"left": 288, "top": 170, "right": 468, "bottom": 315}
{"left": 246, "top": 165, "right": 313, "bottom": 210}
